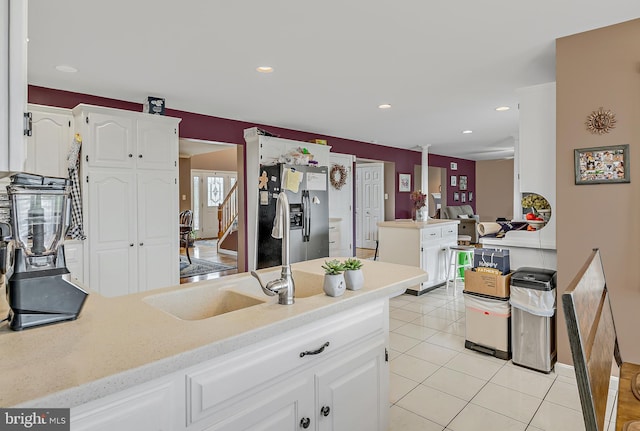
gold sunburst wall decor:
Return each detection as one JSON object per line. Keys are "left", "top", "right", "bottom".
{"left": 586, "top": 107, "right": 617, "bottom": 134}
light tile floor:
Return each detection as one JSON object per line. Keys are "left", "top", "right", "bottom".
{"left": 388, "top": 284, "right": 618, "bottom": 431}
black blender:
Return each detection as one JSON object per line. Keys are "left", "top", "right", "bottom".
{"left": 4, "top": 173, "right": 88, "bottom": 331}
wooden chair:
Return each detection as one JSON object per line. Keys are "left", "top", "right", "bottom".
{"left": 179, "top": 210, "right": 193, "bottom": 264}
{"left": 562, "top": 248, "right": 640, "bottom": 431}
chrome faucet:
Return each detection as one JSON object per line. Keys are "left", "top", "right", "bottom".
{"left": 251, "top": 192, "right": 295, "bottom": 305}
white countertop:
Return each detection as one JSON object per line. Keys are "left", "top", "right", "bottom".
{"left": 0, "top": 259, "right": 426, "bottom": 408}
{"left": 377, "top": 219, "right": 459, "bottom": 229}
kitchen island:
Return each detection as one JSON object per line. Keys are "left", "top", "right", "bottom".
{"left": 0, "top": 258, "right": 426, "bottom": 431}
{"left": 377, "top": 219, "right": 459, "bottom": 295}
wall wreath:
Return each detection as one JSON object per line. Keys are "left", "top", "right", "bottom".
{"left": 330, "top": 164, "right": 348, "bottom": 190}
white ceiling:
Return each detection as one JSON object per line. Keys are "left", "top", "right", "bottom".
{"left": 178, "top": 139, "right": 234, "bottom": 158}
{"left": 27, "top": 1, "right": 640, "bottom": 161}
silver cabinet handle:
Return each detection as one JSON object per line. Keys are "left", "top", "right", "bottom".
{"left": 300, "top": 417, "right": 310, "bottom": 429}
{"left": 321, "top": 406, "right": 331, "bottom": 417}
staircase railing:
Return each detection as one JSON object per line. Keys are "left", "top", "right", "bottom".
{"left": 217, "top": 182, "right": 238, "bottom": 248}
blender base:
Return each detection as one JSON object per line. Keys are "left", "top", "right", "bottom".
{"left": 7, "top": 270, "right": 88, "bottom": 331}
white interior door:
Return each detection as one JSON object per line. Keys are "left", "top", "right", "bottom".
{"left": 329, "top": 153, "right": 355, "bottom": 257}
{"left": 356, "top": 163, "right": 384, "bottom": 249}
{"left": 191, "top": 169, "right": 236, "bottom": 239}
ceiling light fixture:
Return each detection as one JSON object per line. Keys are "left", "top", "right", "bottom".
{"left": 256, "top": 66, "right": 274, "bottom": 73}
{"left": 55, "top": 65, "right": 77, "bottom": 73}
{"left": 462, "top": 130, "right": 473, "bottom": 134}
{"left": 495, "top": 106, "right": 510, "bottom": 111}
{"left": 378, "top": 104, "right": 391, "bottom": 109}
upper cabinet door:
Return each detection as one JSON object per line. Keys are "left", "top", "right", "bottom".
{"left": 25, "top": 106, "right": 73, "bottom": 177}
{"left": 136, "top": 118, "right": 178, "bottom": 171}
{"left": 86, "top": 112, "right": 135, "bottom": 169}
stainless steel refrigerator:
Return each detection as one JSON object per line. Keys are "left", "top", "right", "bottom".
{"left": 256, "top": 164, "right": 329, "bottom": 269}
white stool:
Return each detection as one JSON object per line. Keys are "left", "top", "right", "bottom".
{"left": 447, "top": 245, "right": 475, "bottom": 289}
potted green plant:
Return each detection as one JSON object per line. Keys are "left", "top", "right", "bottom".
{"left": 343, "top": 258, "right": 364, "bottom": 291}
{"left": 321, "top": 259, "right": 346, "bottom": 297}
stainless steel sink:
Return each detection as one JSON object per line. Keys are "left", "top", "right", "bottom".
{"left": 143, "top": 285, "right": 266, "bottom": 320}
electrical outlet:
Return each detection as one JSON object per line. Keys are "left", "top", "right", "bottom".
{"left": 384, "top": 193, "right": 388, "bottom": 200}
{"left": 182, "top": 194, "right": 186, "bottom": 201}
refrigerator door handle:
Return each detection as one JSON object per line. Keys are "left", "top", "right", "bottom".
{"left": 302, "top": 190, "right": 310, "bottom": 242}
{"left": 306, "top": 192, "right": 311, "bottom": 242}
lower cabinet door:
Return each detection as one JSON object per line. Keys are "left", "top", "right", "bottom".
{"left": 422, "top": 243, "right": 447, "bottom": 288}
{"left": 203, "top": 373, "right": 314, "bottom": 431}
{"left": 315, "top": 337, "right": 387, "bottom": 431}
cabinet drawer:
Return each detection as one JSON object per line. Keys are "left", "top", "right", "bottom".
{"left": 421, "top": 228, "right": 442, "bottom": 241}
{"left": 186, "top": 300, "right": 385, "bottom": 427}
{"left": 441, "top": 225, "right": 458, "bottom": 238}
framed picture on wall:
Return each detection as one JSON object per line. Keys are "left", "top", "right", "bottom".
{"left": 469, "top": 191, "right": 473, "bottom": 202}
{"left": 459, "top": 175, "right": 468, "bottom": 190}
{"left": 453, "top": 192, "right": 459, "bottom": 201}
{"left": 399, "top": 173, "right": 411, "bottom": 192}
{"left": 574, "top": 144, "right": 629, "bottom": 184}
{"left": 461, "top": 192, "right": 466, "bottom": 203}
{"left": 450, "top": 175, "right": 457, "bottom": 187}
{"left": 450, "top": 162, "right": 458, "bottom": 171}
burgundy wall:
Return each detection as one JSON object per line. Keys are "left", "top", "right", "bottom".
{"left": 429, "top": 154, "right": 476, "bottom": 213}
{"left": 29, "top": 85, "right": 475, "bottom": 218}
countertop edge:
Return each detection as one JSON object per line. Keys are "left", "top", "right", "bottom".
{"left": 377, "top": 219, "right": 460, "bottom": 229}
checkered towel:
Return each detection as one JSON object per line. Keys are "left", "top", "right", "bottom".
{"left": 67, "top": 133, "right": 86, "bottom": 240}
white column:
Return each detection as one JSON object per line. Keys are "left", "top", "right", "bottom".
{"left": 421, "top": 145, "right": 430, "bottom": 216}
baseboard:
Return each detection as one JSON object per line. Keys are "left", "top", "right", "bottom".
{"left": 217, "top": 248, "right": 238, "bottom": 257}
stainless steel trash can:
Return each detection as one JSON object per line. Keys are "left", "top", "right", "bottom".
{"left": 510, "top": 268, "right": 557, "bottom": 373}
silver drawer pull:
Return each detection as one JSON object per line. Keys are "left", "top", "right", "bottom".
{"left": 300, "top": 341, "right": 330, "bottom": 358}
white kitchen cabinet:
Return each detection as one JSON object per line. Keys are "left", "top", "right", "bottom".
{"left": 62, "top": 239, "right": 84, "bottom": 284}
{"left": 25, "top": 104, "right": 74, "bottom": 177}
{"left": 316, "top": 337, "right": 386, "bottom": 431}
{"left": 87, "top": 169, "right": 137, "bottom": 296}
{"left": 0, "top": 0, "right": 28, "bottom": 176}
{"left": 186, "top": 300, "right": 388, "bottom": 431}
{"left": 203, "top": 374, "right": 314, "bottom": 431}
{"left": 378, "top": 221, "right": 458, "bottom": 294}
{"left": 83, "top": 111, "right": 135, "bottom": 169}
{"left": 74, "top": 104, "right": 180, "bottom": 296}
{"left": 72, "top": 376, "right": 183, "bottom": 431}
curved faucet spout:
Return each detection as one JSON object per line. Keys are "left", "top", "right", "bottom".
{"left": 252, "top": 192, "right": 295, "bottom": 305}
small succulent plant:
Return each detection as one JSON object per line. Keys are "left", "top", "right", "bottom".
{"left": 322, "top": 259, "right": 345, "bottom": 275}
{"left": 343, "top": 258, "right": 363, "bottom": 271}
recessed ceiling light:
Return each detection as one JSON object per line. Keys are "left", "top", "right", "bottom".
{"left": 256, "top": 66, "right": 274, "bottom": 73}
{"left": 462, "top": 130, "right": 473, "bottom": 134}
{"left": 378, "top": 104, "right": 392, "bottom": 109}
{"left": 55, "top": 65, "right": 77, "bottom": 73}
{"left": 495, "top": 106, "right": 510, "bottom": 111}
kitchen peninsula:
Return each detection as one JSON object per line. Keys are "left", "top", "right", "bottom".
{"left": 0, "top": 258, "right": 426, "bottom": 431}
{"left": 377, "top": 219, "right": 459, "bottom": 295}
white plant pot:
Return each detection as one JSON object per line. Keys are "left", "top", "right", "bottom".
{"left": 344, "top": 269, "right": 364, "bottom": 291}
{"left": 323, "top": 274, "right": 346, "bottom": 297}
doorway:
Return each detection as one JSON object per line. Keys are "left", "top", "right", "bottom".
{"left": 355, "top": 162, "right": 384, "bottom": 249}
{"left": 191, "top": 170, "right": 237, "bottom": 239}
